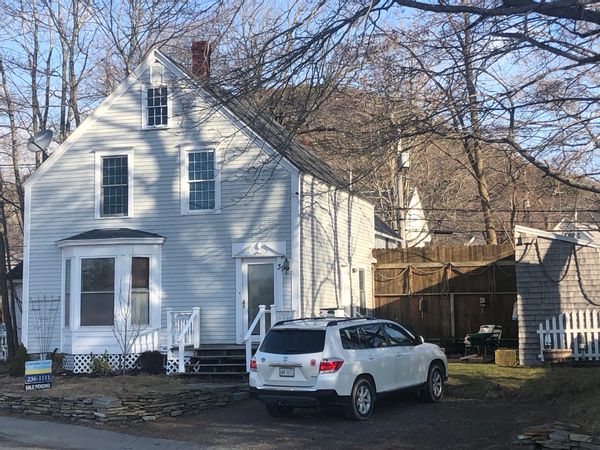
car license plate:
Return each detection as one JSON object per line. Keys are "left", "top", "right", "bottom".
{"left": 279, "top": 367, "right": 295, "bottom": 377}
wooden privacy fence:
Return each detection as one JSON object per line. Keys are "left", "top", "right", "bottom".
{"left": 373, "top": 244, "right": 517, "bottom": 344}
{"left": 537, "top": 310, "right": 600, "bottom": 361}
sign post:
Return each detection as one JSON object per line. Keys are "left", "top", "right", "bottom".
{"left": 24, "top": 360, "right": 53, "bottom": 391}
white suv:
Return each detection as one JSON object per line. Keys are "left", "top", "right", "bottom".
{"left": 249, "top": 317, "right": 448, "bottom": 420}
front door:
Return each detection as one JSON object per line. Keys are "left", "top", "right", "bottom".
{"left": 242, "top": 259, "right": 277, "bottom": 341}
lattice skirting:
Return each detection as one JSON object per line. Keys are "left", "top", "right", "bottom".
{"left": 165, "top": 356, "right": 191, "bottom": 375}
{"left": 63, "top": 353, "right": 142, "bottom": 374}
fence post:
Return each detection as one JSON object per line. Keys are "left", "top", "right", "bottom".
{"left": 450, "top": 294, "right": 456, "bottom": 339}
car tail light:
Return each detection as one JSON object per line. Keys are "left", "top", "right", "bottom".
{"left": 319, "top": 358, "right": 344, "bottom": 373}
{"left": 250, "top": 357, "right": 257, "bottom": 371}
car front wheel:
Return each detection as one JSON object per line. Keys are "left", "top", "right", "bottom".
{"left": 421, "top": 363, "right": 444, "bottom": 403}
{"left": 344, "top": 377, "right": 375, "bottom": 421}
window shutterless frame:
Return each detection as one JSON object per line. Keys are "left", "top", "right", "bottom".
{"left": 179, "top": 145, "right": 221, "bottom": 215}
{"left": 94, "top": 148, "right": 134, "bottom": 219}
{"left": 141, "top": 65, "right": 172, "bottom": 130}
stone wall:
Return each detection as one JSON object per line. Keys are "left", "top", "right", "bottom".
{"left": 0, "top": 384, "right": 247, "bottom": 423}
{"left": 515, "top": 229, "right": 600, "bottom": 366}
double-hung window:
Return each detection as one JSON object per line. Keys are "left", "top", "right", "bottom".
{"left": 181, "top": 147, "right": 220, "bottom": 214}
{"left": 80, "top": 258, "right": 115, "bottom": 326}
{"left": 142, "top": 63, "right": 169, "bottom": 129}
{"left": 95, "top": 149, "right": 133, "bottom": 219}
{"left": 64, "top": 259, "right": 71, "bottom": 327}
{"left": 101, "top": 156, "right": 128, "bottom": 216}
{"left": 189, "top": 151, "right": 215, "bottom": 210}
{"left": 131, "top": 257, "right": 150, "bottom": 326}
{"left": 146, "top": 87, "right": 168, "bottom": 127}
{"left": 358, "top": 268, "right": 366, "bottom": 316}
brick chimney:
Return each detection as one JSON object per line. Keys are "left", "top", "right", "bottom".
{"left": 191, "top": 41, "right": 211, "bottom": 78}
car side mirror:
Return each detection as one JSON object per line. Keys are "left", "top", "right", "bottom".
{"left": 414, "top": 336, "right": 425, "bottom": 345}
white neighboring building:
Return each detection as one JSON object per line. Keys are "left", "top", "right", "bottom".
{"left": 553, "top": 217, "right": 600, "bottom": 243}
{"left": 373, "top": 189, "right": 431, "bottom": 249}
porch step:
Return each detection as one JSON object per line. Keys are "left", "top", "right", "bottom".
{"left": 181, "top": 345, "right": 251, "bottom": 378}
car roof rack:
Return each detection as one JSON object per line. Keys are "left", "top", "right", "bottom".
{"left": 327, "top": 316, "right": 376, "bottom": 327}
{"left": 273, "top": 316, "right": 377, "bottom": 327}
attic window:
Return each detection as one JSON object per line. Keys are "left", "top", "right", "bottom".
{"left": 142, "top": 63, "right": 170, "bottom": 129}
{"left": 146, "top": 87, "right": 168, "bottom": 127}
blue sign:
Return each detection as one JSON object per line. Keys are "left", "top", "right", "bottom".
{"left": 24, "top": 360, "right": 53, "bottom": 391}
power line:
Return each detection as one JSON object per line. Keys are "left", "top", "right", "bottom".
{"left": 391, "top": 206, "right": 600, "bottom": 213}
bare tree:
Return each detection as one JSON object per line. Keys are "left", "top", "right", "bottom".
{"left": 112, "top": 288, "right": 142, "bottom": 376}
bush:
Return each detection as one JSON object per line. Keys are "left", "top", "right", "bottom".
{"left": 137, "top": 351, "right": 165, "bottom": 374}
{"left": 8, "top": 344, "right": 28, "bottom": 377}
{"left": 51, "top": 351, "right": 65, "bottom": 375}
{"left": 89, "top": 352, "right": 113, "bottom": 376}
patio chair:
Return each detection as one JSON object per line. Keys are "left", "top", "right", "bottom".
{"left": 464, "top": 325, "right": 503, "bottom": 358}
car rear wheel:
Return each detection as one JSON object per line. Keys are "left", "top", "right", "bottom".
{"left": 344, "top": 377, "right": 375, "bottom": 421}
{"left": 265, "top": 404, "right": 294, "bottom": 417}
{"left": 421, "top": 363, "right": 444, "bottom": 403}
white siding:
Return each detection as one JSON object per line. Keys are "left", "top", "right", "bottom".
{"left": 25, "top": 59, "right": 292, "bottom": 352}
{"left": 299, "top": 175, "right": 374, "bottom": 317}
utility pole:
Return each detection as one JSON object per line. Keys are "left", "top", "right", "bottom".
{"left": 396, "top": 141, "right": 409, "bottom": 248}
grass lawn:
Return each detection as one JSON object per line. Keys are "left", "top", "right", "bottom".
{"left": 447, "top": 363, "right": 600, "bottom": 433}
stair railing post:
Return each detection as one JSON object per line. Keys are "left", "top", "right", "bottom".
{"left": 270, "top": 304, "right": 277, "bottom": 327}
{"left": 259, "top": 305, "right": 266, "bottom": 342}
{"left": 178, "top": 338, "right": 185, "bottom": 373}
{"left": 193, "top": 307, "right": 201, "bottom": 349}
{"left": 166, "top": 308, "right": 173, "bottom": 361}
{"left": 246, "top": 338, "right": 252, "bottom": 372}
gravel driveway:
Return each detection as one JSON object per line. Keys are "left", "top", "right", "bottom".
{"left": 106, "top": 392, "right": 554, "bottom": 449}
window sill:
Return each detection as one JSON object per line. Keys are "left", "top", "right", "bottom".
{"left": 181, "top": 208, "right": 222, "bottom": 216}
{"left": 95, "top": 215, "right": 133, "bottom": 220}
{"left": 142, "top": 126, "right": 170, "bottom": 131}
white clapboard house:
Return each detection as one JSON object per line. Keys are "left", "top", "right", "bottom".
{"left": 21, "top": 43, "right": 377, "bottom": 374}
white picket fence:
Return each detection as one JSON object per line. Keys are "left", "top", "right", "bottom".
{"left": 537, "top": 309, "right": 600, "bottom": 361}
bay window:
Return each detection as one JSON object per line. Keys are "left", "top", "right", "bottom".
{"left": 80, "top": 258, "right": 115, "bottom": 326}
{"left": 131, "top": 257, "right": 150, "bottom": 325}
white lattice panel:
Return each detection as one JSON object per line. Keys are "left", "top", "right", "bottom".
{"left": 65, "top": 353, "right": 142, "bottom": 374}
{"left": 166, "top": 356, "right": 191, "bottom": 375}
{"left": 63, "top": 354, "right": 74, "bottom": 372}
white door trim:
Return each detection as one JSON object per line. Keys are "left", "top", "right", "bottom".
{"left": 235, "top": 257, "right": 282, "bottom": 343}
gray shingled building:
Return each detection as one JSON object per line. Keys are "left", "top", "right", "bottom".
{"left": 515, "top": 225, "right": 600, "bottom": 366}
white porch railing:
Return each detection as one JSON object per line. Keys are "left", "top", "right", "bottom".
{"left": 244, "top": 305, "right": 295, "bottom": 371}
{"left": 131, "top": 328, "right": 160, "bottom": 354}
{"left": 167, "top": 307, "right": 201, "bottom": 373}
{"left": 537, "top": 309, "right": 600, "bottom": 361}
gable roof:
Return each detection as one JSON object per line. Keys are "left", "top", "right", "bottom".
{"left": 25, "top": 48, "right": 359, "bottom": 201}
{"left": 374, "top": 215, "right": 399, "bottom": 238}
{"left": 159, "top": 52, "right": 350, "bottom": 190}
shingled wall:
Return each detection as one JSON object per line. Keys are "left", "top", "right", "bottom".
{"left": 515, "top": 228, "right": 600, "bottom": 366}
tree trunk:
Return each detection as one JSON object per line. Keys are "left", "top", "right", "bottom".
{"left": 460, "top": 16, "right": 497, "bottom": 245}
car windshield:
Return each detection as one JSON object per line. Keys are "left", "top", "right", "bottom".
{"left": 259, "top": 329, "right": 326, "bottom": 355}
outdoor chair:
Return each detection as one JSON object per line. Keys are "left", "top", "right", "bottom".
{"left": 464, "top": 324, "right": 503, "bottom": 358}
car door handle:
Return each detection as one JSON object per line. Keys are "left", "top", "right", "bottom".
{"left": 395, "top": 353, "right": 403, "bottom": 357}
{"left": 368, "top": 355, "right": 375, "bottom": 360}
